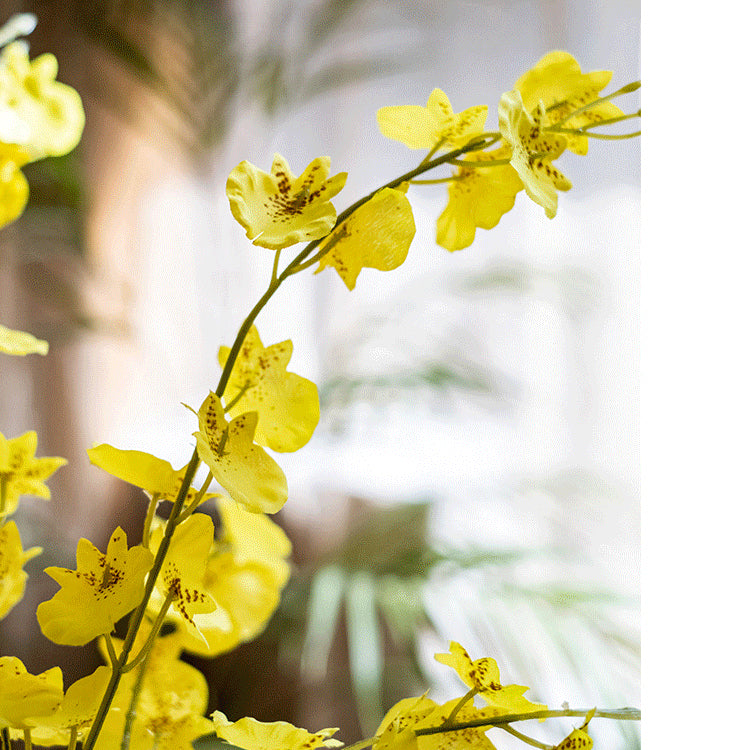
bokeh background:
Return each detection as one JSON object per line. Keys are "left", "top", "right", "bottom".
{"left": 0, "top": 1, "right": 639, "bottom": 748}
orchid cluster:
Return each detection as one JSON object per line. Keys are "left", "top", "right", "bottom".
{"left": 0, "top": 12, "right": 640, "bottom": 750}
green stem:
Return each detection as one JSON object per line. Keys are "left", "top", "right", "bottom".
{"left": 120, "top": 622, "right": 158, "bottom": 750}
{"left": 410, "top": 176, "right": 459, "bottom": 185}
{"left": 67, "top": 727, "right": 78, "bottom": 750}
{"left": 176, "top": 472, "right": 214, "bottom": 524}
{"left": 271, "top": 248, "right": 282, "bottom": 284}
{"left": 500, "top": 725, "right": 552, "bottom": 749}
{"left": 223, "top": 382, "right": 251, "bottom": 412}
{"left": 448, "top": 156, "right": 511, "bottom": 168}
{"left": 24, "top": 728, "right": 32, "bottom": 750}
{"left": 122, "top": 592, "right": 175, "bottom": 674}
{"left": 419, "top": 136, "right": 448, "bottom": 165}
{"left": 0, "top": 728, "right": 9, "bottom": 750}
{"left": 414, "top": 707, "right": 641, "bottom": 736}
{"left": 553, "top": 129, "right": 641, "bottom": 140}
{"left": 141, "top": 493, "right": 160, "bottom": 547}
{"left": 103, "top": 632, "right": 118, "bottom": 670}
{"left": 550, "top": 110, "right": 641, "bottom": 132}
{"left": 443, "top": 688, "right": 478, "bottom": 725}
{"left": 550, "top": 81, "right": 640, "bottom": 128}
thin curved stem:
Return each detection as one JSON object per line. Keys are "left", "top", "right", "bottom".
{"left": 443, "top": 688, "right": 478, "bottom": 725}
{"left": 176, "top": 472, "right": 214, "bottom": 523}
{"left": 500, "top": 724, "right": 552, "bottom": 749}
{"left": 448, "top": 157, "right": 511, "bottom": 168}
{"left": 122, "top": 592, "right": 175, "bottom": 674}
{"left": 271, "top": 248, "right": 282, "bottom": 284}
{"left": 553, "top": 129, "right": 641, "bottom": 140}
{"left": 141, "top": 493, "right": 160, "bottom": 547}
{"left": 103, "top": 632, "right": 118, "bottom": 671}
{"left": 410, "top": 176, "right": 459, "bottom": 185}
{"left": 551, "top": 110, "right": 641, "bottom": 132}
{"left": 550, "top": 81, "right": 640, "bottom": 129}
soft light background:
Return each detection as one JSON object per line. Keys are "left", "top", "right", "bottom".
{"left": 0, "top": 1, "right": 639, "bottom": 747}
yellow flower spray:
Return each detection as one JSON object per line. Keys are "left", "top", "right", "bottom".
{"left": 0, "top": 12, "right": 640, "bottom": 749}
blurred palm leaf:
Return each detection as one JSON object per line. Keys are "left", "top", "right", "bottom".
{"left": 69, "top": 0, "right": 423, "bottom": 159}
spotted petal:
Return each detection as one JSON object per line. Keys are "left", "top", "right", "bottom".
{"left": 227, "top": 154, "right": 346, "bottom": 250}
{"left": 218, "top": 327, "right": 319, "bottom": 453}
{"left": 193, "top": 393, "right": 288, "bottom": 513}
{"left": 316, "top": 186, "right": 415, "bottom": 290}
{"left": 514, "top": 50, "right": 624, "bottom": 155}
{"left": 498, "top": 91, "right": 571, "bottom": 218}
{"left": 377, "top": 89, "right": 487, "bottom": 150}
{"left": 37, "top": 528, "right": 153, "bottom": 646}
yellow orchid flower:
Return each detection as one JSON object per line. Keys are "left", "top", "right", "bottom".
{"left": 0, "top": 322, "right": 48, "bottom": 355}
{"left": 226, "top": 154, "right": 347, "bottom": 249}
{"left": 97, "top": 630, "right": 212, "bottom": 749}
{"left": 377, "top": 89, "right": 487, "bottom": 150}
{"left": 149, "top": 512, "right": 216, "bottom": 641}
{"left": 0, "top": 656, "right": 63, "bottom": 731}
{"left": 0, "top": 37, "right": 84, "bottom": 229}
{"left": 498, "top": 90, "right": 571, "bottom": 218}
{"left": 374, "top": 695, "right": 437, "bottom": 750}
{"left": 0, "top": 158, "right": 29, "bottom": 227}
{"left": 193, "top": 392, "right": 288, "bottom": 514}
{"left": 315, "top": 186, "right": 416, "bottom": 290}
{"left": 434, "top": 642, "right": 546, "bottom": 713}
{"left": 126, "top": 643, "right": 212, "bottom": 749}
{"left": 0, "top": 41, "right": 85, "bottom": 161}
{"left": 218, "top": 326, "right": 319, "bottom": 452}
{"left": 18, "top": 666, "right": 111, "bottom": 747}
{"left": 0, "top": 430, "right": 66, "bottom": 517}
{"left": 87, "top": 443, "right": 218, "bottom": 507}
{"left": 178, "top": 497, "right": 291, "bottom": 656}
{"left": 436, "top": 146, "right": 523, "bottom": 251}
{"left": 211, "top": 711, "right": 343, "bottom": 750}
{"left": 412, "top": 698, "right": 496, "bottom": 750}
{"left": 514, "top": 50, "right": 624, "bottom": 155}
{"left": 36, "top": 527, "right": 154, "bottom": 646}
{"left": 552, "top": 710, "right": 595, "bottom": 750}
{"left": 0, "top": 519, "right": 41, "bottom": 619}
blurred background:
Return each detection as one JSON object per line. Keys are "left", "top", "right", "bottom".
{"left": 0, "top": 0, "right": 639, "bottom": 747}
